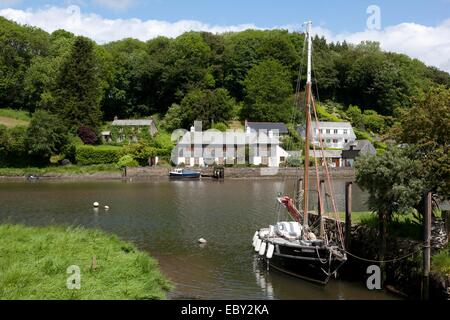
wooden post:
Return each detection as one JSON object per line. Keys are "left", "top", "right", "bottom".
{"left": 318, "top": 180, "right": 325, "bottom": 237}
{"left": 345, "top": 182, "right": 352, "bottom": 250}
{"left": 422, "top": 191, "right": 432, "bottom": 300}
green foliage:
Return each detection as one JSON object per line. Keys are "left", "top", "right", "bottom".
{"left": 75, "top": 145, "right": 122, "bottom": 165}
{"left": 162, "top": 88, "right": 235, "bottom": 130}
{"left": 52, "top": 36, "right": 103, "bottom": 131}
{"left": 363, "top": 110, "right": 385, "bottom": 133}
{"left": 346, "top": 105, "right": 364, "bottom": 129}
{"left": 394, "top": 86, "right": 450, "bottom": 199}
{"left": 116, "top": 154, "right": 139, "bottom": 168}
{"left": 355, "top": 146, "right": 425, "bottom": 220}
{"left": 0, "top": 224, "right": 171, "bottom": 299}
{"left": 120, "top": 141, "right": 160, "bottom": 166}
{"left": 211, "top": 122, "right": 228, "bottom": 132}
{"left": 25, "top": 110, "right": 68, "bottom": 163}
{"left": 432, "top": 244, "right": 450, "bottom": 275}
{"left": 241, "top": 60, "right": 293, "bottom": 122}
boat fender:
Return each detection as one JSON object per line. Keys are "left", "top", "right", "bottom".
{"left": 255, "top": 239, "right": 262, "bottom": 252}
{"left": 252, "top": 231, "right": 258, "bottom": 243}
{"left": 258, "top": 241, "right": 267, "bottom": 256}
{"left": 252, "top": 236, "right": 258, "bottom": 248}
{"left": 266, "top": 243, "right": 274, "bottom": 259}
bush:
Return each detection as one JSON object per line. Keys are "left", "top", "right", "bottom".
{"left": 76, "top": 145, "right": 122, "bottom": 165}
{"left": 77, "top": 126, "right": 98, "bottom": 145}
{"left": 116, "top": 154, "right": 139, "bottom": 168}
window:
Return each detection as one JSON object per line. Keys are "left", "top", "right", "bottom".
{"left": 333, "top": 139, "right": 338, "bottom": 143}
{"left": 326, "top": 139, "right": 331, "bottom": 143}
{"left": 343, "top": 129, "right": 348, "bottom": 135}
{"left": 334, "top": 129, "right": 338, "bottom": 134}
{"left": 345, "top": 139, "right": 348, "bottom": 143}
{"left": 280, "top": 157, "right": 286, "bottom": 162}
{"left": 326, "top": 129, "right": 330, "bottom": 134}
{"left": 319, "top": 129, "right": 323, "bottom": 134}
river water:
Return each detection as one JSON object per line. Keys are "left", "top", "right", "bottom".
{"left": 0, "top": 179, "right": 398, "bottom": 300}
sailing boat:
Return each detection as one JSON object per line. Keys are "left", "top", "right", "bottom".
{"left": 251, "top": 22, "right": 347, "bottom": 285}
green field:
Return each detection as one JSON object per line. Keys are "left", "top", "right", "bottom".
{"left": 0, "top": 108, "right": 31, "bottom": 128}
{"left": 0, "top": 224, "right": 172, "bottom": 299}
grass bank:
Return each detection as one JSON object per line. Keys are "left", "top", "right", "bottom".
{"left": 0, "top": 224, "right": 172, "bottom": 299}
{"left": 0, "top": 164, "right": 121, "bottom": 177}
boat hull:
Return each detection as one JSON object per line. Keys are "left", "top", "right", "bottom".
{"left": 254, "top": 233, "right": 346, "bottom": 285}
{"left": 169, "top": 172, "right": 201, "bottom": 179}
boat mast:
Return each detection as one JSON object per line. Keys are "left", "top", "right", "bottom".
{"left": 303, "top": 21, "right": 312, "bottom": 227}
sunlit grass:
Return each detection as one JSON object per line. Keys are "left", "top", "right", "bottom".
{"left": 0, "top": 164, "right": 121, "bottom": 176}
{"left": 0, "top": 224, "right": 172, "bottom": 300}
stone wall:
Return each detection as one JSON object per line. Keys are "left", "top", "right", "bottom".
{"left": 124, "top": 166, "right": 355, "bottom": 179}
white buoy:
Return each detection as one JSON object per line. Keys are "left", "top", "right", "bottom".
{"left": 93, "top": 202, "right": 99, "bottom": 207}
{"left": 198, "top": 238, "right": 207, "bottom": 244}
{"left": 104, "top": 205, "right": 110, "bottom": 210}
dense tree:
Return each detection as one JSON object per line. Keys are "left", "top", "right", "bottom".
{"left": 25, "top": 110, "right": 68, "bottom": 163}
{"left": 52, "top": 36, "right": 103, "bottom": 131}
{"left": 162, "top": 88, "right": 235, "bottom": 130}
{"left": 241, "top": 60, "right": 293, "bottom": 122}
{"left": 394, "top": 86, "right": 450, "bottom": 199}
{"left": 0, "top": 17, "right": 50, "bottom": 109}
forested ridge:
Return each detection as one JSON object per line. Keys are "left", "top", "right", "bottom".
{"left": 1, "top": 16, "right": 449, "bottom": 131}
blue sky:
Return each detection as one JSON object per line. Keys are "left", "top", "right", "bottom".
{"left": 1, "top": 0, "right": 449, "bottom": 71}
{"left": 3, "top": 0, "right": 449, "bottom": 32}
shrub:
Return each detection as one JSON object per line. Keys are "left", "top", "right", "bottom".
{"left": 76, "top": 145, "right": 122, "bottom": 165}
{"left": 77, "top": 126, "right": 98, "bottom": 145}
{"left": 116, "top": 154, "right": 139, "bottom": 168}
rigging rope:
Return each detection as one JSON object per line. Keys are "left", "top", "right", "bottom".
{"left": 344, "top": 245, "right": 425, "bottom": 264}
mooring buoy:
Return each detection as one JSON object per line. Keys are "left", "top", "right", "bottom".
{"left": 198, "top": 238, "right": 207, "bottom": 244}
{"left": 104, "top": 205, "right": 110, "bottom": 210}
{"left": 93, "top": 202, "right": 99, "bottom": 207}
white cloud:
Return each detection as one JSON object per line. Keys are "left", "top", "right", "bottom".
{"left": 93, "top": 0, "right": 135, "bottom": 11}
{"left": 0, "top": 5, "right": 449, "bottom": 72}
{"left": 0, "top": 6, "right": 257, "bottom": 42}
{"left": 328, "top": 21, "right": 450, "bottom": 73}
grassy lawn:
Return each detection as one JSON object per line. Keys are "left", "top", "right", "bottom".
{"left": 0, "top": 108, "right": 31, "bottom": 128}
{"left": 0, "top": 224, "right": 172, "bottom": 299}
{"left": 0, "top": 164, "right": 121, "bottom": 176}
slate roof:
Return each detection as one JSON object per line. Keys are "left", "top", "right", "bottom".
{"left": 112, "top": 119, "right": 154, "bottom": 126}
{"left": 343, "top": 139, "right": 373, "bottom": 151}
{"left": 246, "top": 122, "right": 288, "bottom": 134}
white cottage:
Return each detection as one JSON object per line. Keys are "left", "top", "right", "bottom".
{"left": 298, "top": 121, "right": 356, "bottom": 149}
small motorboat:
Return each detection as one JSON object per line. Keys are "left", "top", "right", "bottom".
{"left": 169, "top": 168, "right": 201, "bottom": 179}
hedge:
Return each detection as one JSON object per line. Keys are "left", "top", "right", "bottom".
{"left": 75, "top": 145, "right": 122, "bottom": 165}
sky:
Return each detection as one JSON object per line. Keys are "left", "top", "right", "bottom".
{"left": 0, "top": 0, "right": 449, "bottom": 71}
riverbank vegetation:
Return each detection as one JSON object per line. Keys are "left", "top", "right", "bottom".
{"left": 0, "top": 16, "right": 449, "bottom": 172}
{"left": 0, "top": 224, "right": 172, "bottom": 299}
